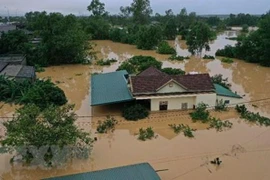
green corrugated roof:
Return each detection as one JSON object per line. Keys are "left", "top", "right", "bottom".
{"left": 91, "top": 70, "right": 134, "bottom": 106}
{"left": 214, "top": 83, "right": 242, "bottom": 98}
{"left": 43, "top": 163, "right": 161, "bottom": 180}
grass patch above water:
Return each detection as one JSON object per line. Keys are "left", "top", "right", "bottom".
{"left": 221, "top": 57, "right": 234, "bottom": 64}
{"left": 96, "top": 58, "right": 117, "bottom": 66}
{"left": 203, "top": 55, "right": 215, "bottom": 59}
{"left": 169, "top": 124, "right": 195, "bottom": 138}
{"left": 169, "top": 54, "right": 190, "bottom": 61}
{"left": 138, "top": 127, "right": 155, "bottom": 141}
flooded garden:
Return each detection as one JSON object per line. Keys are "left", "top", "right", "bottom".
{"left": 1, "top": 31, "right": 270, "bottom": 180}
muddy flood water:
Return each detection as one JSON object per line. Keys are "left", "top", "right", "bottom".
{"left": 1, "top": 31, "right": 270, "bottom": 180}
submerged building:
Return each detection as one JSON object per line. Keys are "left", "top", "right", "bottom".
{"left": 91, "top": 67, "right": 243, "bottom": 111}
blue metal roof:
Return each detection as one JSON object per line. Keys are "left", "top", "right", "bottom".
{"left": 91, "top": 70, "right": 134, "bottom": 106}
{"left": 43, "top": 163, "right": 161, "bottom": 180}
{"left": 214, "top": 83, "right": 242, "bottom": 98}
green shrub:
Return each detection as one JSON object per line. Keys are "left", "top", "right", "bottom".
{"left": 209, "top": 117, "right": 233, "bottom": 132}
{"left": 169, "top": 124, "right": 195, "bottom": 138}
{"left": 203, "top": 55, "right": 215, "bottom": 59}
{"left": 190, "top": 103, "right": 210, "bottom": 123}
{"left": 138, "top": 127, "right": 155, "bottom": 141}
{"left": 122, "top": 103, "right": 149, "bottom": 121}
{"left": 157, "top": 41, "right": 176, "bottom": 54}
{"left": 161, "top": 68, "right": 185, "bottom": 75}
{"left": 211, "top": 74, "right": 232, "bottom": 89}
{"left": 117, "top": 56, "right": 162, "bottom": 74}
{"left": 215, "top": 99, "right": 228, "bottom": 111}
{"left": 96, "top": 116, "right": 118, "bottom": 133}
{"left": 0, "top": 76, "right": 67, "bottom": 109}
{"left": 235, "top": 104, "right": 247, "bottom": 114}
{"left": 221, "top": 57, "right": 234, "bottom": 63}
{"left": 96, "top": 59, "right": 117, "bottom": 66}
{"left": 169, "top": 55, "right": 190, "bottom": 61}
{"left": 215, "top": 45, "right": 236, "bottom": 58}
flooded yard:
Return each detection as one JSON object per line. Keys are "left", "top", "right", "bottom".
{"left": 1, "top": 31, "right": 270, "bottom": 180}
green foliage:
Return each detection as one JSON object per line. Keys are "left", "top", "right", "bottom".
{"left": 241, "top": 24, "right": 249, "bottom": 33}
{"left": 117, "top": 55, "right": 162, "bottom": 74}
{"left": 163, "top": 19, "right": 178, "bottom": 40}
{"left": 109, "top": 27, "right": 137, "bottom": 44}
{"left": 157, "top": 41, "right": 176, "bottom": 54}
{"left": 129, "top": 0, "right": 153, "bottom": 25}
{"left": 169, "top": 55, "right": 190, "bottom": 61}
{"left": 169, "top": 124, "right": 195, "bottom": 138}
{"left": 138, "top": 127, "right": 155, "bottom": 141}
{"left": 235, "top": 105, "right": 270, "bottom": 126}
{"left": 136, "top": 25, "right": 163, "bottom": 50}
{"left": 186, "top": 22, "right": 216, "bottom": 55}
{"left": 215, "top": 99, "right": 228, "bottom": 111}
{"left": 25, "top": 12, "right": 90, "bottom": 66}
{"left": 96, "top": 59, "right": 117, "bottom": 66}
{"left": 96, "top": 116, "right": 118, "bottom": 133}
{"left": 122, "top": 103, "right": 149, "bottom": 121}
{"left": 190, "top": 103, "right": 210, "bottom": 123}
{"left": 87, "top": 0, "right": 107, "bottom": 17}
{"left": 0, "top": 30, "right": 29, "bottom": 54}
{"left": 161, "top": 68, "right": 185, "bottom": 75}
{"left": 209, "top": 118, "right": 233, "bottom": 132}
{"left": 221, "top": 57, "right": 234, "bottom": 63}
{"left": 0, "top": 76, "right": 67, "bottom": 108}
{"left": 211, "top": 74, "right": 231, "bottom": 89}
{"left": 0, "top": 104, "right": 93, "bottom": 166}
{"left": 225, "top": 13, "right": 259, "bottom": 26}
{"left": 203, "top": 55, "right": 215, "bottom": 59}
{"left": 215, "top": 45, "right": 236, "bottom": 58}
{"left": 84, "top": 17, "right": 110, "bottom": 40}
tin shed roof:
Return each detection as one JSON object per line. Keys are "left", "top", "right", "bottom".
{"left": 214, "top": 83, "right": 242, "bottom": 98}
{"left": 91, "top": 70, "right": 134, "bottom": 106}
{"left": 43, "top": 163, "right": 161, "bottom": 180}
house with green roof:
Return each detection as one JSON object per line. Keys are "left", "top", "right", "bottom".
{"left": 43, "top": 163, "right": 161, "bottom": 180}
{"left": 91, "top": 67, "right": 243, "bottom": 111}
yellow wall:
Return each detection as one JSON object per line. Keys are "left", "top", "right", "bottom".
{"left": 157, "top": 82, "right": 186, "bottom": 93}
{"left": 151, "top": 96, "right": 196, "bottom": 111}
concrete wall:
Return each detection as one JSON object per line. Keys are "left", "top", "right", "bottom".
{"left": 157, "top": 82, "right": 186, "bottom": 93}
{"left": 195, "top": 93, "right": 217, "bottom": 108}
{"left": 150, "top": 96, "right": 196, "bottom": 111}
{"left": 217, "top": 95, "right": 244, "bottom": 107}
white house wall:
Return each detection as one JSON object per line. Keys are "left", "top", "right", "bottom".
{"left": 217, "top": 95, "right": 244, "bottom": 107}
{"left": 195, "top": 93, "right": 217, "bottom": 108}
{"left": 150, "top": 96, "right": 196, "bottom": 111}
{"left": 157, "top": 82, "right": 186, "bottom": 93}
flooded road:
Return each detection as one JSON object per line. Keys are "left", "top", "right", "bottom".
{"left": 1, "top": 31, "right": 270, "bottom": 180}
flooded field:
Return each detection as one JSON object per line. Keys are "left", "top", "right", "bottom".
{"left": 1, "top": 31, "right": 270, "bottom": 180}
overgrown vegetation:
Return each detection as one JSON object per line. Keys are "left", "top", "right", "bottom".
{"left": 96, "top": 58, "right": 117, "bottom": 66}
{"left": 215, "top": 99, "right": 228, "bottom": 111}
{"left": 209, "top": 117, "right": 233, "bottom": 132}
{"left": 169, "top": 55, "right": 190, "bottom": 61}
{"left": 203, "top": 55, "right": 215, "bottom": 59}
{"left": 138, "top": 127, "right": 155, "bottom": 141}
{"left": 0, "top": 75, "right": 67, "bottom": 109}
{"left": 157, "top": 41, "right": 176, "bottom": 54}
{"left": 0, "top": 104, "right": 93, "bottom": 166}
{"left": 221, "top": 57, "right": 234, "bottom": 63}
{"left": 161, "top": 68, "right": 185, "bottom": 75}
{"left": 169, "top": 124, "right": 195, "bottom": 138}
{"left": 235, "top": 105, "right": 270, "bottom": 126}
{"left": 96, "top": 116, "right": 118, "bottom": 133}
{"left": 190, "top": 103, "right": 210, "bottom": 123}
{"left": 122, "top": 103, "right": 149, "bottom": 121}
{"left": 211, "top": 74, "right": 231, "bottom": 89}
{"left": 117, "top": 56, "right": 162, "bottom": 74}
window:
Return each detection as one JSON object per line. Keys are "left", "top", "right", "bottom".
{"left": 181, "top": 103, "right": 188, "bottom": 110}
{"left": 224, "top": 100, "right": 230, "bottom": 104}
{"left": 159, "top": 101, "right": 168, "bottom": 111}
{"left": 169, "top": 82, "right": 173, "bottom": 87}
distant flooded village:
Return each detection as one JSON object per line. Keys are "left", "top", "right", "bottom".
{"left": 0, "top": 0, "right": 270, "bottom": 179}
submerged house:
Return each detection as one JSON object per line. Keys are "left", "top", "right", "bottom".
{"left": 91, "top": 67, "right": 243, "bottom": 111}
{"left": 0, "top": 55, "right": 35, "bottom": 81}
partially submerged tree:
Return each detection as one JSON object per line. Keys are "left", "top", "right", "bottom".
{"left": 186, "top": 22, "right": 216, "bottom": 56}
{"left": 0, "top": 104, "right": 93, "bottom": 166}
{"left": 87, "top": 0, "right": 107, "bottom": 17}
{"left": 126, "top": 0, "right": 153, "bottom": 24}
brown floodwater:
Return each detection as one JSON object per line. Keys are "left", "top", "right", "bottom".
{"left": 1, "top": 31, "right": 270, "bottom": 180}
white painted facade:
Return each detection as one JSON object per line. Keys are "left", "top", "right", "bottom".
{"left": 217, "top": 95, "right": 244, "bottom": 107}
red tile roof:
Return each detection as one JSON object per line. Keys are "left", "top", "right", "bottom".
{"left": 130, "top": 67, "right": 215, "bottom": 95}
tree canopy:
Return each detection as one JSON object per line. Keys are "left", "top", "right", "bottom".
{"left": 87, "top": 0, "right": 107, "bottom": 17}
{"left": 0, "top": 104, "right": 93, "bottom": 166}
